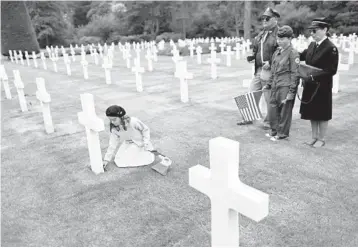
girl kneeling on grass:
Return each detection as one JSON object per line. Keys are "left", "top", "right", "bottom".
{"left": 103, "top": 105, "right": 155, "bottom": 170}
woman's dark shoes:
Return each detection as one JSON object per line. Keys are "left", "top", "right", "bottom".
{"left": 237, "top": 120, "right": 253, "bottom": 125}
{"left": 304, "top": 139, "right": 318, "bottom": 147}
{"left": 312, "top": 139, "right": 326, "bottom": 148}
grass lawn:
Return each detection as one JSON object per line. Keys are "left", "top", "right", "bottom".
{"left": 1, "top": 47, "right": 358, "bottom": 246}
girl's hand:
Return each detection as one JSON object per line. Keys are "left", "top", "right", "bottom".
{"left": 143, "top": 142, "right": 150, "bottom": 150}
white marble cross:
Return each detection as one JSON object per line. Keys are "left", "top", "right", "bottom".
{"left": 332, "top": 73, "right": 340, "bottom": 94}
{"left": 348, "top": 44, "right": 354, "bottom": 65}
{"left": 54, "top": 47, "right": 59, "bottom": 59}
{"left": 9, "top": 50, "right": 14, "bottom": 63}
{"left": 172, "top": 48, "right": 182, "bottom": 63}
{"left": 188, "top": 43, "right": 196, "bottom": 57}
{"left": 14, "top": 50, "right": 19, "bottom": 64}
{"left": 35, "top": 77, "right": 54, "bottom": 134}
{"left": 81, "top": 57, "right": 89, "bottom": 80}
{"left": 145, "top": 50, "right": 154, "bottom": 72}
{"left": 77, "top": 93, "right": 105, "bottom": 175}
{"left": 40, "top": 52, "right": 47, "bottom": 70}
{"left": 151, "top": 46, "right": 158, "bottom": 62}
{"left": 19, "top": 51, "right": 25, "bottom": 65}
{"left": 158, "top": 40, "right": 165, "bottom": 50}
{"left": 13, "top": 70, "right": 28, "bottom": 112}
{"left": 175, "top": 60, "right": 193, "bottom": 103}
{"left": 135, "top": 46, "right": 141, "bottom": 60}
{"left": 209, "top": 42, "right": 217, "bottom": 53}
{"left": 61, "top": 46, "right": 66, "bottom": 56}
{"left": 124, "top": 49, "right": 132, "bottom": 69}
{"left": 338, "top": 54, "right": 349, "bottom": 71}
{"left": 93, "top": 49, "right": 99, "bottom": 65}
{"left": 64, "top": 53, "right": 72, "bottom": 76}
{"left": 224, "top": 46, "right": 234, "bottom": 67}
{"left": 132, "top": 57, "right": 145, "bottom": 92}
{"left": 25, "top": 51, "right": 30, "bottom": 66}
{"left": 98, "top": 44, "right": 104, "bottom": 58}
{"left": 219, "top": 41, "right": 226, "bottom": 54}
{"left": 102, "top": 56, "right": 112, "bottom": 84}
{"left": 46, "top": 46, "right": 51, "bottom": 55}
{"left": 196, "top": 46, "right": 203, "bottom": 64}
{"left": 234, "top": 43, "right": 241, "bottom": 60}
{"left": 207, "top": 51, "right": 221, "bottom": 79}
{"left": 50, "top": 53, "right": 58, "bottom": 72}
{"left": 241, "top": 41, "right": 247, "bottom": 55}
{"left": 1, "top": 65, "right": 11, "bottom": 99}
{"left": 32, "top": 51, "right": 38, "bottom": 68}
{"left": 70, "top": 46, "right": 76, "bottom": 61}
{"left": 245, "top": 39, "right": 252, "bottom": 52}
{"left": 189, "top": 136, "right": 269, "bottom": 246}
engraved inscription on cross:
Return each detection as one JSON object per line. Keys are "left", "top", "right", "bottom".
{"left": 189, "top": 137, "right": 269, "bottom": 247}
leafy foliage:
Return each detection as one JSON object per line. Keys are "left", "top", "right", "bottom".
{"left": 23, "top": 1, "right": 358, "bottom": 48}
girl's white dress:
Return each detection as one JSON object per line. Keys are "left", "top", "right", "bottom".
{"left": 104, "top": 117, "right": 155, "bottom": 167}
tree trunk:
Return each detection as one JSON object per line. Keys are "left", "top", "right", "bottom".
{"left": 244, "top": 1, "right": 252, "bottom": 40}
{"left": 1, "top": 1, "right": 40, "bottom": 55}
{"left": 182, "top": 18, "right": 186, "bottom": 39}
{"left": 155, "top": 19, "right": 159, "bottom": 35}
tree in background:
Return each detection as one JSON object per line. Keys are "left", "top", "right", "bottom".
{"left": 72, "top": 1, "right": 91, "bottom": 27}
{"left": 1, "top": 1, "right": 40, "bottom": 55}
{"left": 26, "top": 1, "right": 70, "bottom": 47}
{"left": 275, "top": 2, "right": 315, "bottom": 36}
{"left": 19, "top": 1, "right": 358, "bottom": 47}
{"left": 244, "top": 1, "right": 252, "bottom": 39}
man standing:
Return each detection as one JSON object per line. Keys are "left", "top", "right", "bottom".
{"left": 238, "top": 7, "right": 280, "bottom": 128}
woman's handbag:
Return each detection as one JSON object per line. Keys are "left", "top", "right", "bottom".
{"left": 297, "top": 64, "right": 322, "bottom": 104}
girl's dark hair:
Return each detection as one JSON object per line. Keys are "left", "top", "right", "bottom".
{"left": 106, "top": 105, "right": 128, "bottom": 132}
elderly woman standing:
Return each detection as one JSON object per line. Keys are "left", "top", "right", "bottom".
{"left": 299, "top": 18, "right": 339, "bottom": 148}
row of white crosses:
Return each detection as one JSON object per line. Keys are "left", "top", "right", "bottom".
{"left": 1, "top": 66, "right": 54, "bottom": 133}
{"left": 75, "top": 90, "right": 270, "bottom": 246}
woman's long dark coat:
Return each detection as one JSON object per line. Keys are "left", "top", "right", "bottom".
{"left": 299, "top": 38, "right": 339, "bottom": 121}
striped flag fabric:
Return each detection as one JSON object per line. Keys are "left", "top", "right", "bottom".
{"left": 234, "top": 91, "right": 263, "bottom": 122}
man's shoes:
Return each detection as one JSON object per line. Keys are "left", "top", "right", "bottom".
{"left": 270, "top": 135, "right": 288, "bottom": 141}
{"left": 237, "top": 120, "right": 253, "bottom": 125}
{"left": 265, "top": 132, "right": 276, "bottom": 138}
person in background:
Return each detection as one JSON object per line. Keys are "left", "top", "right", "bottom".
{"left": 238, "top": 7, "right": 280, "bottom": 129}
{"left": 299, "top": 17, "right": 339, "bottom": 148}
{"left": 103, "top": 105, "right": 155, "bottom": 170}
{"left": 263, "top": 25, "right": 300, "bottom": 141}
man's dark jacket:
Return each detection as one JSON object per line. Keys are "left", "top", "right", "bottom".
{"left": 252, "top": 25, "right": 279, "bottom": 73}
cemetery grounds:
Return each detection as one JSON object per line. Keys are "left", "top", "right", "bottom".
{"left": 1, "top": 46, "right": 358, "bottom": 246}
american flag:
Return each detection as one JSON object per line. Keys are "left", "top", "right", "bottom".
{"left": 234, "top": 91, "right": 263, "bottom": 121}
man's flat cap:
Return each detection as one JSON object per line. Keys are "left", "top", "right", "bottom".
{"left": 262, "top": 7, "right": 280, "bottom": 18}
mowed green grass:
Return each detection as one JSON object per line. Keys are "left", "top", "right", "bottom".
{"left": 1, "top": 48, "right": 358, "bottom": 246}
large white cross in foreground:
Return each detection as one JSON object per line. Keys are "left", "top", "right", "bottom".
{"left": 189, "top": 137, "right": 269, "bottom": 247}
{"left": 78, "top": 93, "right": 105, "bottom": 174}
